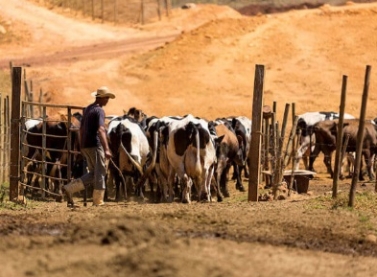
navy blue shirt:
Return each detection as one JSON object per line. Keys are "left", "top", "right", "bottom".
{"left": 80, "top": 103, "right": 105, "bottom": 148}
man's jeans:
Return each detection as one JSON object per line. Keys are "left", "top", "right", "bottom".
{"left": 80, "top": 146, "right": 106, "bottom": 190}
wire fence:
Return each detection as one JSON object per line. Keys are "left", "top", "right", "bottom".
{"left": 39, "top": 0, "right": 361, "bottom": 25}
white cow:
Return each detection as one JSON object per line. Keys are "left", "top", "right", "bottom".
{"left": 167, "top": 114, "right": 219, "bottom": 203}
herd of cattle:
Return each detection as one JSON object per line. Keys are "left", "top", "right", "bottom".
{"left": 21, "top": 108, "right": 377, "bottom": 203}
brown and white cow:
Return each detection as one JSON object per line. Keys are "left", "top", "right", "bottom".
{"left": 228, "top": 116, "right": 251, "bottom": 182}
{"left": 210, "top": 119, "right": 244, "bottom": 201}
{"left": 294, "top": 111, "right": 355, "bottom": 172}
{"left": 312, "top": 119, "right": 377, "bottom": 180}
{"left": 167, "top": 114, "right": 222, "bottom": 203}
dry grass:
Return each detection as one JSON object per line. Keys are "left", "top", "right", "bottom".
{"left": 31, "top": 0, "right": 167, "bottom": 24}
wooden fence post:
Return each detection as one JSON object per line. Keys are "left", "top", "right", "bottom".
{"left": 101, "top": 0, "right": 104, "bottom": 23}
{"left": 0, "top": 93, "right": 2, "bottom": 184}
{"left": 9, "top": 67, "right": 22, "bottom": 201}
{"left": 248, "top": 64, "right": 264, "bottom": 202}
{"left": 114, "top": 0, "right": 118, "bottom": 24}
{"left": 349, "top": 65, "right": 371, "bottom": 207}
{"left": 4, "top": 96, "right": 10, "bottom": 185}
{"left": 332, "top": 75, "right": 347, "bottom": 198}
{"left": 272, "top": 103, "right": 290, "bottom": 198}
{"left": 39, "top": 88, "right": 43, "bottom": 116}
{"left": 164, "top": 0, "right": 169, "bottom": 17}
{"left": 140, "top": 0, "right": 145, "bottom": 24}
{"left": 157, "top": 0, "right": 161, "bottom": 20}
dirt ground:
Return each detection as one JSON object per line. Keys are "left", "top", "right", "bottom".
{"left": 1, "top": 0, "right": 377, "bottom": 276}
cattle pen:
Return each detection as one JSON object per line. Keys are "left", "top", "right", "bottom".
{"left": 5, "top": 64, "right": 374, "bottom": 207}
{"left": 8, "top": 67, "right": 85, "bottom": 202}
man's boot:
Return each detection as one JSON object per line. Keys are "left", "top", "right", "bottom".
{"left": 92, "top": 189, "right": 105, "bottom": 206}
{"left": 62, "top": 179, "right": 85, "bottom": 208}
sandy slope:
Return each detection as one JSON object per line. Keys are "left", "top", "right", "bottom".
{"left": 2, "top": 1, "right": 377, "bottom": 120}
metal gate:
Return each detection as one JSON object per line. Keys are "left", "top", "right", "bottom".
{"left": 8, "top": 67, "right": 87, "bottom": 201}
{"left": 19, "top": 101, "right": 84, "bottom": 200}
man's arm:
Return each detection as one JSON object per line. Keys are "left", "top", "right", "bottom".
{"left": 98, "top": 125, "right": 112, "bottom": 159}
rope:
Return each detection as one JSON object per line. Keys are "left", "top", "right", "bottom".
{"left": 109, "top": 157, "right": 128, "bottom": 199}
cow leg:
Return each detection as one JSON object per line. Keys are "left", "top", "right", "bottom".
{"left": 231, "top": 164, "right": 238, "bottom": 180}
{"left": 347, "top": 152, "right": 355, "bottom": 178}
{"left": 215, "top": 159, "right": 226, "bottom": 201}
{"left": 243, "top": 159, "right": 250, "bottom": 178}
{"left": 357, "top": 158, "right": 365, "bottom": 181}
{"left": 231, "top": 162, "right": 239, "bottom": 179}
{"left": 25, "top": 161, "right": 36, "bottom": 196}
{"left": 167, "top": 169, "right": 177, "bottom": 203}
{"left": 180, "top": 174, "right": 191, "bottom": 204}
{"left": 340, "top": 152, "right": 355, "bottom": 179}
{"left": 115, "top": 172, "right": 123, "bottom": 202}
{"left": 232, "top": 163, "right": 242, "bottom": 191}
{"left": 323, "top": 154, "right": 333, "bottom": 178}
{"left": 308, "top": 154, "right": 317, "bottom": 172}
{"left": 201, "top": 166, "right": 214, "bottom": 203}
{"left": 365, "top": 153, "right": 375, "bottom": 181}
{"left": 308, "top": 144, "right": 323, "bottom": 173}
{"left": 233, "top": 165, "right": 245, "bottom": 192}
{"left": 155, "top": 166, "right": 169, "bottom": 203}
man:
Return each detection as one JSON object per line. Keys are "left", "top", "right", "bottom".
{"left": 62, "top": 86, "right": 115, "bottom": 207}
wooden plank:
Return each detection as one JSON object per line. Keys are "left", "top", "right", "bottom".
{"left": 9, "top": 67, "right": 22, "bottom": 201}
{"left": 248, "top": 64, "right": 264, "bottom": 202}
{"left": 349, "top": 65, "right": 371, "bottom": 207}
{"left": 332, "top": 75, "right": 347, "bottom": 198}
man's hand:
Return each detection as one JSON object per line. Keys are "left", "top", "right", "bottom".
{"left": 104, "top": 149, "right": 112, "bottom": 159}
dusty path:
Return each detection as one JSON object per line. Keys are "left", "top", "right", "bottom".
{"left": 0, "top": 35, "right": 177, "bottom": 69}
{"left": 0, "top": 0, "right": 181, "bottom": 69}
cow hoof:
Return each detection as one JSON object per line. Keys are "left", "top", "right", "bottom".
{"left": 55, "top": 195, "right": 63, "bottom": 202}
{"left": 236, "top": 184, "right": 246, "bottom": 192}
{"left": 182, "top": 198, "right": 190, "bottom": 204}
{"left": 217, "top": 196, "right": 223, "bottom": 202}
{"left": 67, "top": 202, "right": 80, "bottom": 208}
{"left": 222, "top": 190, "right": 230, "bottom": 197}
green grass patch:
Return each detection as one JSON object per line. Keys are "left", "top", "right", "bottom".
{"left": 0, "top": 183, "right": 38, "bottom": 211}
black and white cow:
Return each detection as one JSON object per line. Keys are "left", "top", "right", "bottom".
{"left": 166, "top": 114, "right": 222, "bottom": 203}
{"left": 142, "top": 115, "right": 183, "bottom": 202}
{"left": 23, "top": 113, "right": 83, "bottom": 199}
{"left": 107, "top": 115, "right": 150, "bottom": 201}
{"left": 294, "top": 111, "right": 355, "bottom": 171}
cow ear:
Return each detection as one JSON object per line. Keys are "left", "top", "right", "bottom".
{"left": 216, "top": 135, "right": 225, "bottom": 145}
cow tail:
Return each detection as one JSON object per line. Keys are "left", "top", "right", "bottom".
{"left": 137, "top": 129, "right": 158, "bottom": 187}
{"left": 194, "top": 126, "right": 201, "bottom": 175}
{"left": 119, "top": 141, "right": 144, "bottom": 175}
